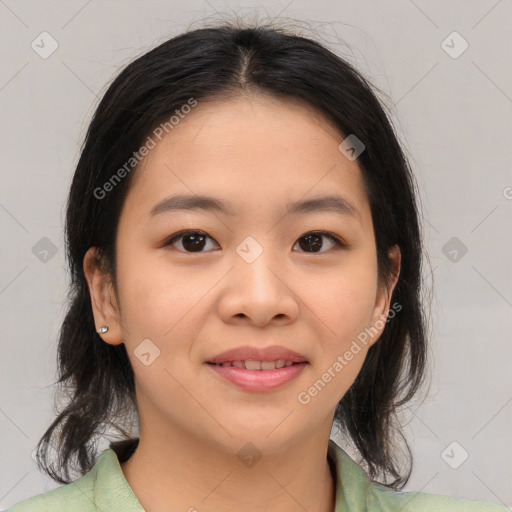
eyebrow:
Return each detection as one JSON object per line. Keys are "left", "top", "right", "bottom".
{"left": 149, "top": 193, "right": 359, "bottom": 219}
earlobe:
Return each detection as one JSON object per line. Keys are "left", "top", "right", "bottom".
{"left": 83, "top": 247, "right": 124, "bottom": 346}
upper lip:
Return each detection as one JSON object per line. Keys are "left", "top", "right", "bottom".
{"left": 207, "top": 345, "right": 308, "bottom": 364}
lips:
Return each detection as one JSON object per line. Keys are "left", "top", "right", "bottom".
{"left": 207, "top": 345, "right": 308, "bottom": 365}
{"left": 211, "top": 359, "right": 296, "bottom": 370}
{"left": 205, "top": 345, "right": 309, "bottom": 391}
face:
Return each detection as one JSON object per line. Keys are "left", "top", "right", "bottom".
{"left": 85, "top": 94, "right": 400, "bottom": 456}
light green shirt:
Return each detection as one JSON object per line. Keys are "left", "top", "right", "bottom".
{"left": 7, "top": 440, "right": 507, "bottom": 511}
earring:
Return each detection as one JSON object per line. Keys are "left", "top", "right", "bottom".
{"left": 97, "top": 326, "right": 109, "bottom": 334}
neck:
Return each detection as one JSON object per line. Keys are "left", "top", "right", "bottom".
{"left": 120, "top": 421, "right": 336, "bottom": 512}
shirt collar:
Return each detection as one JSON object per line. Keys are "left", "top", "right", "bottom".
{"left": 85, "top": 439, "right": 370, "bottom": 512}
{"left": 86, "top": 445, "right": 144, "bottom": 511}
{"left": 327, "top": 438, "right": 372, "bottom": 511}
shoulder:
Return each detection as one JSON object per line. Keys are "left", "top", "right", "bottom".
{"left": 6, "top": 447, "right": 143, "bottom": 512}
{"left": 327, "top": 439, "right": 508, "bottom": 512}
{"left": 369, "top": 482, "right": 508, "bottom": 511}
{"left": 6, "top": 473, "right": 96, "bottom": 512}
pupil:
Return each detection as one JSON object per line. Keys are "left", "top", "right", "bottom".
{"left": 183, "top": 234, "right": 205, "bottom": 251}
{"left": 300, "top": 234, "right": 322, "bottom": 252}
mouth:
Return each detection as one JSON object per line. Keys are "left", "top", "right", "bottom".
{"left": 207, "top": 359, "right": 306, "bottom": 370}
{"left": 205, "top": 345, "right": 309, "bottom": 391}
{"left": 205, "top": 359, "right": 309, "bottom": 391}
{"left": 207, "top": 345, "right": 308, "bottom": 366}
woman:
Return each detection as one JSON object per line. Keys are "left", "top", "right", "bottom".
{"left": 8, "top": 21, "right": 507, "bottom": 511}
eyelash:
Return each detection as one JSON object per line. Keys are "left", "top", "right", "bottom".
{"left": 164, "top": 229, "right": 347, "bottom": 253}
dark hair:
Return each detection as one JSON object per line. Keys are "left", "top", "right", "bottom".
{"left": 35, "top": 20, "right": 429, "bottom": 489}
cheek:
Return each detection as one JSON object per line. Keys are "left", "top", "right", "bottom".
{"left": 300, "top": 252, "right": 379, "bottom": 404}
{"left": 305, "top": 254, "right": 379, "bottom": 343}
{"left": 114, "top": 250, "right": 213, "bottom": 418}
{"left": 114, "top": 246, "right": 212, "bottom": 346}
{"left": 297, "top": 267, "right": 378, "bottom": 407}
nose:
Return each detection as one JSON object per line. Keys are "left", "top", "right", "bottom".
{"left": 217, "top": 249, "right": 299, "bottom": 328}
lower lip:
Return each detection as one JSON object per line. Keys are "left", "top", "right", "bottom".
{"left": 206, "top": 363, "right": 308, "bottom": 391}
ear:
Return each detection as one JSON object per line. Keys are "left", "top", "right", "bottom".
{"left": 83, "top": 247, "right": 124, "bottom": 346}
{"left": 368, "top": 245, "right": 401, "bottom": 346}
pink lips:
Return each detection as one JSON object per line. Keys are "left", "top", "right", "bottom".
{"left": 208, "top": 363, "right": 307, "bottom": 391}
{"left": 206, "top": 345, "right": 308, "bottom": 392}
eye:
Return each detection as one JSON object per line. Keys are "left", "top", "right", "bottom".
{"left": 293, "top": 231, "right": 346, "bottom": 253}
{"left": 164, "top": 230, "right": 219, "bottom": 253}
{"left": 164, "top": 230, "right": 346, "bottom": 254}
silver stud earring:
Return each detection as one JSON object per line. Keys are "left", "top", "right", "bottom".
{"left": 97, "top": 326, "right": 109, "bottom": 334}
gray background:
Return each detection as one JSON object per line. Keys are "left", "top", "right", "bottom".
{"left": 1, "top": 0, "right": 511, "bottom": 509}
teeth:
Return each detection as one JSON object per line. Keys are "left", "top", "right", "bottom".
{"left": 214, "top": 359, "right": 301, "bottom": 370}
{"left": 245, "top": 360, "right": 261, "bottom": 370}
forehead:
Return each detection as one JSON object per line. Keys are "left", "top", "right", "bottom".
{"left": 121, "top": 94, "right": 370, "bottom": 223}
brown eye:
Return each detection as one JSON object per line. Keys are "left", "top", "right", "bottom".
{"left": 164, "top": 230, "right": 346, "bottom": 254}
{"left": 165, "top": 230, "right": 219, "bottom": 253}
{"left": 294, "top": 231, "right": 345, "bottom": 253}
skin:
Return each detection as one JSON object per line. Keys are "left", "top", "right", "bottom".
{"left": 84, "top": 93, "right": 400, "bottom": 512}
